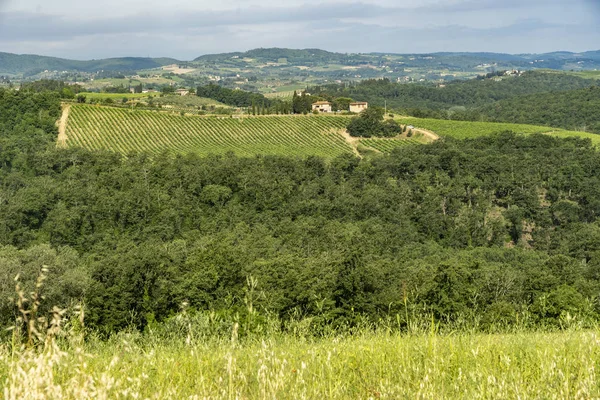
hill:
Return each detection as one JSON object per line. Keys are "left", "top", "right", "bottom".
{"left": 0, "top": 52, "right": 179, "bottom": 76}
{"left": 63, "top": 105, "right": 355, "bottom": 158}
{"left": 478, "top": 86, "right": 600, "bottom": 133}
{"left": 395, "top": 116, "right": 600, "bottom": 144}
{"left": 310, "top": 71, "right": 598, "bottom": 111}
{"left": 194, "top": 47, "right": 371, "bottom": 65}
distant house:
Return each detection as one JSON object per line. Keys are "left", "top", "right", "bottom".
{"left": 175, "top": 88, "right": 190, "bottom": 96}
{"left": 312, "top": 101, "right": 332, "bottom": 113}
{"left": 349, "top": 102, "right": 368, "bottom": 113}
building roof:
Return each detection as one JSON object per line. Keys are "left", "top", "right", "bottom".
{"left": 312, "top": 101, "right": 331, "bottom": 105}
{"left": 350, "top": 102, "right": 368, "bottom": 105}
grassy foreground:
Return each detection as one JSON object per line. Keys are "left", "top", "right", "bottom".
{"left": 2, "top": 329, "right": 600, "bottom": 399}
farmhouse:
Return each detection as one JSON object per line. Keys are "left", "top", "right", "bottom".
{"left": 312, "top": 101, "right": 332, "bottom": 113}
{"left": 175, "top": 88, "right": 190, "bottom": 96}
{"left": 349, "top": 102, "right": 368, "bottom": 113}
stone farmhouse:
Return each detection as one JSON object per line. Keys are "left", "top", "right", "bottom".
{"left": 312, "top": 101, "right": 369, "bottom": 113}
{"left": 312, "top": 101, "right": 332, "bottom": 113}
{"left": 349, "top": 102, "right": 368, "bottom": 113}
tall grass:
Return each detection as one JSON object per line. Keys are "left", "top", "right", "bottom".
{"left": 2, "top": 327, "right": 600, "bottom": 399}
{"left": 2, "top": 269, "right": 599, "bottom": 399}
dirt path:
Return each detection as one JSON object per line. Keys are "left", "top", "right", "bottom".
{"left": 57, "top": 104, "right": 70, "bottom": 148}
{"left": 413, "top": 127, "right": 440, "bottom": 142}
{"left": 336, "top": 128, "right": 362, "bottom": 158}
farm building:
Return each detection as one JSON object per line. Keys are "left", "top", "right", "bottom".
{"left": 312, "top": 101, "right": 332, "bottom": 113}
{"left": 175, "top": 88, "right": 190, "bottom": 96}
{"left": 349, "top": 102, "right": 368, "bottom": 113}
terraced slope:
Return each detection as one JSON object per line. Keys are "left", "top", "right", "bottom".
{"left": 65, "top": 105, "right": 355, "bottom": 158}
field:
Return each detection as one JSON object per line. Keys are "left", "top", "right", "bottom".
{"left": 79, "top": 92, "right": 161, "bottom": 100}
{"left": 152, "top": 95, "right": 227, "bottom": 109}
{"left": 65, "top": 105, "right": 354, "bottom": 158}
{"left": 82, "top": 76, "right": 184, "bottom": 90}
{"left": 62, "top": 105, "right": 600, "bottom": 159}
{"left": 397, "top": 117, "right": 600, "bottom": 144}
{"left": 360, "top": 137, "right": 424, "bottom": 152}
{"left": 264, "top": 90, "right": 297, "bottom": 100}
{"left": 4, "top": 328, "right": 600, "bottom": 399}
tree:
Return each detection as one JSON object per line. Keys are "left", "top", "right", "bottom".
{"left": 346, "top": 107, "right": 390, "bottom": 137}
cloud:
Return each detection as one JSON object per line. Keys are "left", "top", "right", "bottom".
{"left": 0, "top": 4, "right": 393, "bottom": 40}
{"left": 0, "top": 0, "right": 598, "bottom": 59}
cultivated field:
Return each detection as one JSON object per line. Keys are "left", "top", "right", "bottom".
{"left": 397, "top": 117, "right": 600, "bottom": 144}
{"left": 64, "top": 105, "right": 355, "bottom": 158}
{"left": 359, "top": 137, "right": 424, "bottom": 152}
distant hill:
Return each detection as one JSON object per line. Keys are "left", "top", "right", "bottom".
{"left": 0, "top": 52, "right": 180, "bottom": 76}
{"left": 309, "top": 70, "right": 598, "bottom": 110}
{"left": 2, "top": 47, "right": 600, "bottom": 79}
{"left": 194, "top": 48, "right": 600, "bottom": 70}
{"left": 194, "top": 48, "right": 371, "bottom": 65}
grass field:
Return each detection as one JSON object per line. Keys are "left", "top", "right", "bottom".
{"left": 397, "top": 117, "right": 600, "bottom": 144}
{"left": 65, "top": 105, "right": 354, "bottom": 158}
{"left": 4, "top": 328, "right": 600, "bottom": 399}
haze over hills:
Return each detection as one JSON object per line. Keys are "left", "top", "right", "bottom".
{"left": 2, "top": 48, "right": 600, "bottom": 77}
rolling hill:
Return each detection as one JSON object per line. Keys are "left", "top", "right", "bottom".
{"left": 3, "top": 47, "right": 600, "bottom": 78}
{"left": 63, "top": 105, "right": 355, "bottom": 158}
{"left": 0, "top": 52, "right": 179, "bottom": 76}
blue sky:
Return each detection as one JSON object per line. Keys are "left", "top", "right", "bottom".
{"left": 0, "top": 0, "right": 598, "bottom": 60}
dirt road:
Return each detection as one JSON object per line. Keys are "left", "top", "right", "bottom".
{"left": 336, "top": 128, "right": 362, "bottom": 158}
{"left": 57, "top": 104, "right": 70, "bottom": 148}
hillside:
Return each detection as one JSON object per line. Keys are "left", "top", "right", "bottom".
{"left": 63, "top": 105, "right": 355, "bottom": 157}
{"left": 395, "top": 117, "right": 600, "bottom": 144}
{"left": 478, "top": 86, "right": 600, "bottom": 133}
{"left": 0, "top": 52, "right": 179, "bottom": 76}
{"left": 193, "top": 48, "right": 600, "bottom": 70}
{"left": 310, "top": 71, "right": 598, "bottom": 111}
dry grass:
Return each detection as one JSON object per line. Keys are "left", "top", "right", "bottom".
{"left": 2, "top": 269, "right": 599, "bottom": 399}
{"left": 2, "top": 327, "right": 600, "bottom": 399}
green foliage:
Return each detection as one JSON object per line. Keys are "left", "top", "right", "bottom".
{"left": 311, "top": 71, "right": 596, "bottom": 110}
{"left": 4, "top": 87, "right": 600, "bottom": 335}
{"left": 197, "top": 84, "right": 270, "bottom": 108}
{"left": 347, "top": 107, "right": 401, "bottom": 138}
{"left": 479, "top": 86, "right": 600, "bottom": 133}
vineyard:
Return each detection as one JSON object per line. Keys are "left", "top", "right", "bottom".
{"left": 396, "top": 117, "right": 600, "bottom": 144}
{"left": 359, "top": 138, "right": 423, "bottom": 152}
{"left": 65, "top": 105, "right": 355, "bottom": 158}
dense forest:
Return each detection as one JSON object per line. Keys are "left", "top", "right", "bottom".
{"left": 3, "top": 88, "right": 600, "bottom": 337}
{"left": 310, "top": 71, "right": 600, "bottom": 133}
{"left": 479, "top": 86, "right": 600, "bottom": 133}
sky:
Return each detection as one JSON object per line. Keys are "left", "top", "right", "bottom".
{"left": 0, "top": 0, "right": 599, "bottom": 60}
